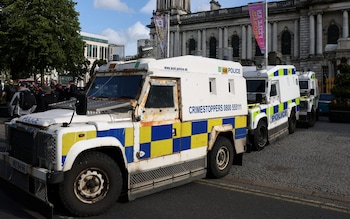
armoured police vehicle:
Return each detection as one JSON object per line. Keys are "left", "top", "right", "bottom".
{"left": 0, "top": 56, "right": 248, "bottom": 217}
{"left": 297, "top": 71, "right": 319, "bottom": 127}
{"left": 244, "top": 65, "right": 300, "bottom": 151}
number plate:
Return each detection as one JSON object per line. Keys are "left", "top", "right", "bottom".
{"left": 10, "top": 158, "right": 28, "bottom": 174}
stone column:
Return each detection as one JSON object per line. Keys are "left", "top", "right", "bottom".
{"left": 268, "top": 23, "right": 272, "bottom": 53}
{"left": 273, "top": 22, "right": 278, "bottom": 52}
{"left": 316, "top": 13, "right": 323, "bottom": 55}
{"left": 170, "top": 31, "right": 174, "bottom": 57}
{"left": 309, "top": 14, "right": 315, "bottom": 55}
{"left": 224, "top": 27, "right": 228, "bottom": 59}
{"left": 182, "top": 31, "right": 187, "bottom": 56}
{"left": 202, "top": 29, "right": 207, "bottom": 57}
{"left": 294, "top": 19, "right": 299, "bottom": 58}
{"left": 343, "top": 10, "right": 349, "bottom": 38}
{"left": 174, "top": 27, "right": 180, "bottom": 57}
{"left": 247, "top": 25, "right": 252, "bottom": 60}
{"left": 197, "top": 30, "right": 202, "bottom": 55}
{"left": 242, "top": 25, "right": 247, "bottom": 60}
{"left": 219, "top": 28, "right": 223, "bottom": 59}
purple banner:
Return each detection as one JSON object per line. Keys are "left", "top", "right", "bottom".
{"left": 153, "top": 14, "right": 168, "bottom": 58}
{"left": 249, "top": 2, "right": 265, "bottom": 54}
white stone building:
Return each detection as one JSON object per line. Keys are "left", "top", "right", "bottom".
{"left": 81, "top": 31, "right": 109, "bottom": 66}
{"left": 148, "top": 0, "right": 350, "bottom": 91}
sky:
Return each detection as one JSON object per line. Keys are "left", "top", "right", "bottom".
{"left": 74, "top": 0, "right": 271, "bottom": 56}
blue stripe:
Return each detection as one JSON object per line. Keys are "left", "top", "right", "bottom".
{"left": 192, "top": 120, "right": 207, "bottom": 135}
{"left": 173, "top": 138, "right": 181, "bottom": 152}
{"left": 284, "top": 69, "right": 288, "bottom": 75}
{"left": 284, "top": 102, "right": 288, "bottom": 110}
{"left": 152, "top": 124, "right": 172, "bottom": 141}
{"left": 235, "top": 128, "right": 246, "bottom": 139}
{"left": 181, "top": 136, "right": 191, "bottom": 150}
{"left": 140, "top": 143, "right": 150, "bottom": 159}
{"left": 62, "top": 156, "right": 66, "bottom": 166}
{"left": 125, "top": 146, "right": 134, "bottom": 163}
{"left": 223, "top": 118, "right": 234, "bottom": 126}
{"left": 97, "top": 128, "right": 125, "bottom": 146}
{"left": 274, "top": 71, "right": 278, "bottom": 76}
{"left": 274, "top": 105, "right": 279, "bottom": 114}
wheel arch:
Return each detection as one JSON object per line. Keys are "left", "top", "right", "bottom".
{"left": 251, "top": 113, "right": 268, "bottom": 130}
{"left": 63, "top": 137, "right": 128, "bottom": 173}
{"left": 208, "top": 124, "right": 242, "bottom": 154}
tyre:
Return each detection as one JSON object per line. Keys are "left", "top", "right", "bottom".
{"left": 207, "top": 136, "right": 234, "bottom": 178}
{"left": 308, "top": 107, "right": 316, "bottom": 127}
{"left": 253, "top": 120, "right": 268, "bottom": 151}
{"left": 288, "top": 109, "right": 297, "bottom": 134}
{"left": 59, "top": 151, "right": 122, "bottom": 217}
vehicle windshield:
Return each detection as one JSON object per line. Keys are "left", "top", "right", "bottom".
{"left": 246, "top": 80, "right": 265, "bottom": 92}
{"left": 87, "top": 75, "right": 143, "bottom": 99}
{"left": 299, "top": 81, "right": 308, "bottom": 89}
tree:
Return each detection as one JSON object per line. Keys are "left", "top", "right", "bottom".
{"left": 0, "top": 0, "right": 86, "bottom": 83}
{"left": 90, "top": 59, "right": 107, "bottom": 77}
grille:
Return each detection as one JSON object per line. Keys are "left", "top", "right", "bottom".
{"left": 36, "top": 132, "right": 56, "bottom": 164}
{"left": 9, "top": 126, "right": 37, "bottom": 165}
{"left": 299, "top": 101, "right": 307, "bottom": 110}
{"left": 8, "top": 125, "right": 56, "bottom": 167}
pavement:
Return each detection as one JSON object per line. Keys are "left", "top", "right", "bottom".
{"left": 0, "top": 114, "right": 348, "bottom": 213}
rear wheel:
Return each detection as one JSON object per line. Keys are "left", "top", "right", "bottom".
{"left": 59, "top": 151, "right": 122, "bottom": 217}
{"left": 288, "top": 109, "right": 297, "bottom": 134}
{"left": 207, "top": 136, "right": 234, "bottom": 178}
{"left": 253, "top": 120, "right": 268, "bottom": 151}
{"left": 308, "top": 107, "right": 316, "bottom": 127}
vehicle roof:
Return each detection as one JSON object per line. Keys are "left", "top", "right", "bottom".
{"left": 98, "top": 55, "right": 244, "bottom": 78}
{"left": 243, "top": 65, "right": 296, "bottom": 78}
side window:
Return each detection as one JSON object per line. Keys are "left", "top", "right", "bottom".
{"left": 145, "top": 85, "right": 174, "bottom": 108}
{"left": 141, "top": 79, "right": 179, "bottom": 122}
{"left": 270, "top": 83, "right": 277, "bottom": 97}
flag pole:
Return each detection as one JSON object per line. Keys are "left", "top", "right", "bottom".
{"left": 264, "top": 0, "right": 268, "bottom": 69}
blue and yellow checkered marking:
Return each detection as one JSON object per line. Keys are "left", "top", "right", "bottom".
{"left": 269, "top": 68, "right": 295, "bottom": 77}
{"left": 60, "top": 116, "right": 247, "bottom": 165}
{"left": 249, "top": 98, "right": 300, "bottom": 121}
{"left": 138, "top": 116, "right": 246, "bottom": 161}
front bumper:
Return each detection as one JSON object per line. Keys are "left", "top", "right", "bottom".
{"left": 0, "top": 152, "right": 63, "bottom": 204}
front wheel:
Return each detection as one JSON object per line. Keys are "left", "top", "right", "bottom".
{"left": 253, "top": 120, "right": 268, "bottom": 151}
{"left": 59, "top": 151, "right": 122, "bottom": 217}
{"left": 207, "top": 136, "right": 234, "bottom": 178}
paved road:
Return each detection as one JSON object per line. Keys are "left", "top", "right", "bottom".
{"left": 0, "top": 115, "right": 349, "bottom": 218}
{"left": 227, "top": 116, "right": 350, "bottom": 207}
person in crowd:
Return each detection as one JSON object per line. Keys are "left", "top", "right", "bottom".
{"left": 36, "top": 86, "right": 57, "bottom": 112}
{"left": 55, "top": 83, "right": 65, "bottom": 101}
{"left": 9, "top": 82, "right": 37, "bottom": 118}
{"left": 65, "top": 80, "right": 79, "bottom": 100}
{"left": 2, "top": 79, "right": 17, "bottom": 116}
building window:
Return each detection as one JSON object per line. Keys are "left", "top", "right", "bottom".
{"left": 281, "top": 28, "right": 291, "bottom": 55}
{"left": 88, "top": 44, "right": 92, "bottom": 58}
{"left": 231, "top": 34, "right": 239, "bottom": 57}
{"left": 327, "top": 22, "right": 339, "bottom": 44}
{"left": 93, "top": 45, "right": 98, "bottom": 58}
{"left": 209, "top": 36, "right": 217, "bottom": 58}
{"left": 189, "top": 38, "right": 196, "bottom": 55}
